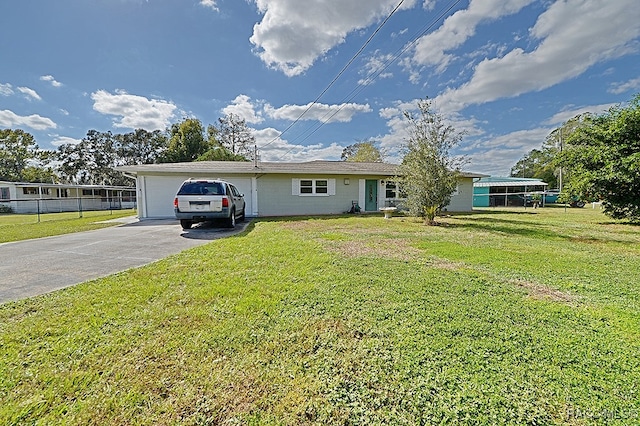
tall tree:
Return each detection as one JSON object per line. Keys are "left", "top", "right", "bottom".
{"left": 159, "top": 118, "right": 210, "bottom": 163}
{"left": 56, "top": 130, "right": 128, "bottom": 185}
{"left": 115, "top": 129, "right": 168, "bottom": 165}
{"left": 215, "top": 113, "right": 254, "bottom": 159}
{"left": 341, "top": 140, "right": 384, "bottom": 162}
{"left": 557, "top": 94, "right": 640, "bottom": 222}
{"left": 510, "top": 115, "right": 588, "bottom": 189}
{"left": 197, "top": 124, "right": 248, "bottom": 161}
{"left": 510, "top": 149, "right": 557, "bottom": 187}
{"left": 0, "top": 129, "right": 38, "bottom": 181}
{"left": 399, "top": 99, "right": 466, "bottom": 225}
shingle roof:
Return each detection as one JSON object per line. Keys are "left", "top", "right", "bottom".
{"left": 117, "top": 160, "right": 485, "bottom": 178}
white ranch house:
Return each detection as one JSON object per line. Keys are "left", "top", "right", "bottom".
{"left": 118, "top": 160, "right": 484, "bottom": 219}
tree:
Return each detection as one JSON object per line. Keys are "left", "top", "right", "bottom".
{"left": 0, "top": 129, "right": 39, "bottom": 181}
{"left": 341, "top": 140, "right": 384, "bottom": 162}
{"left": 510, "top": 115, "right": 588, "bottom": 189}
{"left": 399, "top": 99, "right": 466, "bottom": 225}
{"left": 510, "top": 149, "right": 557, "bottom": 187}
{"left": 56, "top": 130, "right": 128, "bottom": 185}
{"left": 159, "top": 118, "right": 211, "bottom": 163}
{"left": 115, "top": 129, "right": 168, "bottom": 165}
{"left": 215, "top": 113, "right": 254, "bottom": 159}
{"left": 557, "top": 94, "right": 640, "bottom": 222}
{"left": 197, "top": 124, "right": 249, "bottom": 162}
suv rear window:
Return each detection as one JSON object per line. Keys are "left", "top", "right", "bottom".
{"left": 177, "top": 182, "right": 225, "bottom": 195}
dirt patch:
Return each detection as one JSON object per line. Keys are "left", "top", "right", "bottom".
{"left": 510, "top": 278, "right": 578, "bottom": 303}
{"left": 321, "top": 238, "right": 422, "bottom": 262}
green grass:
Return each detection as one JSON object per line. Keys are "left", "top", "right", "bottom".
{"left": 1, "top": 207, "right": 639, "bottom": 424}
{"left": 0, "top": 210, "right": 137, "bottom": 243}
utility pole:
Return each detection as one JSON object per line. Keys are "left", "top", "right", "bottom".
{"left": 558, "top": 127, "right": 563, "bottom": 191}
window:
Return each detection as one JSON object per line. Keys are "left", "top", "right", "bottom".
{"left": 23, "top": 187, "right": 38, "bottom": 195}
{"left": 385, "top": 181, "right": 405, "bottom": 199}
{"left": 82, "top": 189, "right": 93, "bottom": 196}
{"left": 0, "top": 187, "right": 9, "bottom": 200}
{"left": 57, "top": 188, "right": 69, "bottom": 198}
{"left": 292, "top": 179, "right": 335, "bottom": 196}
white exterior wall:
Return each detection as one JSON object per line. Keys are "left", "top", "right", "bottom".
{"left": 445, "top": 178, "right": 475, "bottom": 212}
{"left": 137, "top": 174, "right": 256, "bottom": 219}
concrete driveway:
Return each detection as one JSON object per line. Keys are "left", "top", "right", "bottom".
{"left": 0, "top": 217, "right": 251, "bottom": 305}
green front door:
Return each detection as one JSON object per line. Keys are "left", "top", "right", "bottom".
{"left": 365, "top": 180, "right": 378, "bottom": 212}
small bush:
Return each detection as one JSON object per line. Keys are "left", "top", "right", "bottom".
{"left": 0, "top": 205, "right": 13, "bottom": 214}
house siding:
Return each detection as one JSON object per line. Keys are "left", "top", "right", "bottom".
{"left": 445, "top": 178, "right": 475, "bottom": 212}
{"left": 257, "top": 174, "right": 365, "bottom": 216}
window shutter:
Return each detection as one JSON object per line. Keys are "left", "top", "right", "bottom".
{"left": 292, "top": 178, "right": 300, "bottom": 196}
{"left": 328, "top": 179, "right": 336, "bottom": 195}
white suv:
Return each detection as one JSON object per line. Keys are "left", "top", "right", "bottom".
{"left": 174, "top": 179, "right": 245, "bottom": 229}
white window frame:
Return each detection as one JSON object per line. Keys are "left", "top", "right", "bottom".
{"left": 292, "top": 178, "right": 336, "bottom": 196}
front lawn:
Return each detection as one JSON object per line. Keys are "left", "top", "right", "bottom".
{"left": 0, "top": 209, "right": 137, "bottom": 243}
{"left": 1, "top": 207, "right": 638, "bottom": 424}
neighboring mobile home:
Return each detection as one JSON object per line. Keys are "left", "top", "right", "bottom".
{"left": 118, "top": 160, "right": 484, "bottom": 219}
{"left": 0, "top": 181, "right": 136, "bottom": 214}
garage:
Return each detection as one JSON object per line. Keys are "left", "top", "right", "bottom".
{"left": 137, "top": 173, "right": 255, "bottom": 219}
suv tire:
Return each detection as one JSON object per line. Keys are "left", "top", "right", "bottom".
{"left": 226, "top": 209, "right": 236, "bottom": 228}
{"left": 180, "top": 219, "right": 193, "bottom": 230}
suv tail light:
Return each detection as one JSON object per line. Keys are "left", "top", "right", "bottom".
{"left": 222, "top": 196, "right": 229, "bottom": 207}
{"left": 173, "top": 197, "right": 178, "bottom": 208}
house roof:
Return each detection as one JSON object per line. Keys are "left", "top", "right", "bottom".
{"left": 0, "top": 181, "right": 134, "bottom": 190}
{"left": 474, "top": 176, "right": 548, "bottom": 187}
{"left": 117, "top": 160, "right": 486, "bottom": 178}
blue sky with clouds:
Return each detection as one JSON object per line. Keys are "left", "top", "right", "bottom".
{"left": 1, "top": 0, "right": 639, "bottom": 175}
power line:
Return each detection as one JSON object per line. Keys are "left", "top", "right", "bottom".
{"left": 260, "top": 0, "right": 406, "bottom": 150}
{"left": 275, "top": 0, "right": 463, "bottom": 160}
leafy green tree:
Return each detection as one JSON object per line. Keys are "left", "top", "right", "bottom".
{"left": 0, "top": 129, "right": 39, "bottom": 181}
{"left": 510, "top": 116, "right": 588, "bottom": 189}
{"left": 21, "top": 165, "right": 57, "bottom": 183}
{"left": 510, "top": 149, "right": 557, "bottom": 187}
{"left": 56, "top": 130, "right": 128, "bottom": 185}
{"left": 341, "top": 140, "right": 384, "bottom": 162}
{"left": 557, "top": 94, "right": 640, "bottom": 222}
{"left": 159, "top": 118, "right": 211, "bottom": 163}
{"left": 399, "top": 99, "right": 465, "bottom": 225}
{"left": 115, "top": 129, "right": 168, "bottom": 165}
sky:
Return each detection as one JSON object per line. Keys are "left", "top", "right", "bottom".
{"left": 1, "top": 0, "right": 639, "bottom": 176}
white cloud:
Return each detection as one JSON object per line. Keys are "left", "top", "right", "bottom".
{"left": 18, "top": 87, "right": 42, "bottom": 101}
{"left": 0, "top": 109, "right": 57, "bottom": 130}
{"left": 544, "top": 103, "right": 617, "bottom": 125}
{"left": 253, "top": 127, "right": 343, "bottom": 161}
{"left": 265, "top": 102, "right": 371, "bottom": 123}
{"left": 358, "top": 51, "right": 394, "bottom": 85}
{"left": 50, "top": 136, "right": 82, "bottom": 147}
{"left": 434, "top": 0, "right": 640, "bottom": 114}
{"left": 0, "top": 83, "right": 13, "bottom": 96}
{"left": 200, "top": 0, "right": 218, "bottom": 11}
{"left": 609, "top": 77, "right": 640, "bottom": 94}
{"left": 410, "top": 0, "right": 535, "bottom": 73}
{"left": 222, "top": 95, "right": 264, "bottom": 124}
{"left": 461, "top": 127, "right": 553, "bottom": 175}
{"left": 91, "top": 90, "right": 177, "bottom": 130}
{"left": 249, "top": 0, "right": 417, "bottom": 76}
{"left": 40, "top": 75, "right": 63, "bottom": 87}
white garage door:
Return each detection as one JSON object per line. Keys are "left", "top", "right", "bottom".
{"left": 141, "top": 175, "right": 254, "bottom": 219}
